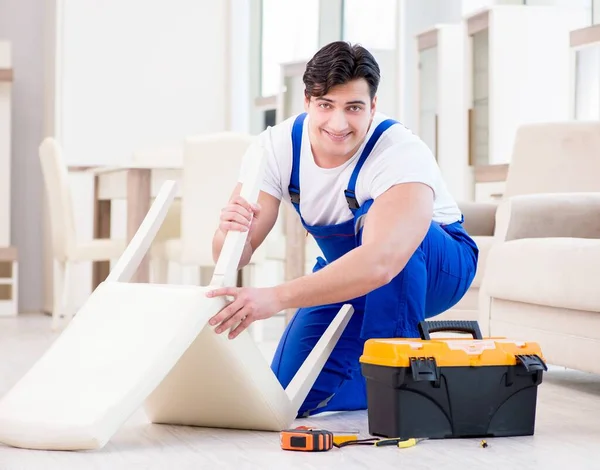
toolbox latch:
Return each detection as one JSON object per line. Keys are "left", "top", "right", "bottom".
{"left": 410, "top": 357, "right": 439, "bottom": 383}
{"left": 516, "top": 354, "right": 548, "bottom": 373}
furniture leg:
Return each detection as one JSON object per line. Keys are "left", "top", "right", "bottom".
{"left": 52, "top": 259, "right": 65, "bottom": 331}
{"left": 284, "top": 204, "right": 305, "bottom": 323}
{"left": 126, "top": 169, "right": 151, "bottom": 283}
{"left": 92, "top": 174, "right": 112, "bottom": 290}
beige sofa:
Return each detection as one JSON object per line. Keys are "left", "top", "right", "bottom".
{"left": 441, "top": 121, "right": 600, "bottom": 322}
{"left": 478, "top": 192, "right": 600, "bottom": 374}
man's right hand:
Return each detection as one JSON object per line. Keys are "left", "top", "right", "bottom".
{"left": 218, "top": 195, "right": 261, "bottom": 237}
{"left": 212, "top": 184, "right": 280, "bottom": 266}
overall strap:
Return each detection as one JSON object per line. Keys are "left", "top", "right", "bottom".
{"left": 288, "top": 112, "right": 307, "bottom": 214}
{"left": 344, "top": 118, "right": 398, "bottom": 213}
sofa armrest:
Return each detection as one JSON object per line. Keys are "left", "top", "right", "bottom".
{"left": 458, "top": 201, "right": 498, "bottom": 236}
{"left": 501, "top": 192, "right": 600, "bottom": 241}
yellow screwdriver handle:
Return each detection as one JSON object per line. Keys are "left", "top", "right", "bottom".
{"left": 397, "top": 438, "right": 418, "bottom": 449}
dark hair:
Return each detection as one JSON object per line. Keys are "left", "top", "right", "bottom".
{"left": 303, "top": 41, "right": 380, "bottom": 101}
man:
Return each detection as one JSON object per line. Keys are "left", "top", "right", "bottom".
{"left": 207, "top": 41, "right": 478, "bottom": 416}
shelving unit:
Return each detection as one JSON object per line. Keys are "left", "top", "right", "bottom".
{"left": 416, "top": 24, "right": 474, "bottom": 202}
{"left": 465, "top": 5, "right": 589, "bottom": 202}
{"left": 0, "top": 40, "right": 17, "bottom": 316}
{"left": 0, "top": 247, "right": 17, "bottom": 317}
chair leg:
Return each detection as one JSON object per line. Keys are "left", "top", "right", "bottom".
{"left": 51, "top": 260, "right": 65, "bottom": 331}
{"left": 242, "top": 265, "right": 265, "bottom": 343}
{"left": 63, "top": 261, "right": 75, "bottom": 324}
{"left": 11, "top": 261, "right": 18, "bottom": 316}
{"left": 51, "top": 260, "right": 75, "bottom": 330}
{"left": 180, "top": 265, "right": 200, "bottom": 285}
{"left": 151, "top": 257, "right": 170, "bottom": 284}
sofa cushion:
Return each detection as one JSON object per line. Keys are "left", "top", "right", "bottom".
{"left": 470, "top": 235, "right": 495, "bottom": 288}
{"left": 483, "top": 237, "right": 600, "bottom": 313}
{"left": 488, "top": 299, "right": 600, "bottom": 374}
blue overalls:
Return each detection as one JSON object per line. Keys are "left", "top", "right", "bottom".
{"left": 271, "top": 113, "right": 479, "bottom": 417}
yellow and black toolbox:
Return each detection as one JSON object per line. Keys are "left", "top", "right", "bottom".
{"left": 359, "top": 320, "right": 547, "bottom": 440}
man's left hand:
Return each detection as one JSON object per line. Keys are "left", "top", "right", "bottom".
{"left": 206, "top": 286, "right": 283, "bottom": 339}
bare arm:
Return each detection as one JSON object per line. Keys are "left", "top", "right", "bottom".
{"left": 212, "top": 183, "right": 281, "bottom": 268}
{"left": 274, "top": 182, "right": 434, "bottom": 308}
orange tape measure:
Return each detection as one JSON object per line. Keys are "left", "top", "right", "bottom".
{"left": 280, "top": 427, "right": 334, "bottom": 452}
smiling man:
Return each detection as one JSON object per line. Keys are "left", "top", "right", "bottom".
{"left": 208, "top": 41, "right": 479, "bottom": 417}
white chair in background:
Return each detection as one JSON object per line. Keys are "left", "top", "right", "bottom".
{"left": 39, "top": 138, "right": 126, "bottom": 330}
{"left": 150, "top": 132, "right": 286, "bottom": 341}
{"left": 150, "top": 133, "right": 280, "bottom": 284}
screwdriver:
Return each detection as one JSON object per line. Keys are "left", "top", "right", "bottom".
{"left": 375, "top": 437, "right": 427, "bottom": 448}
{"left": 335, "top": 436, "right": 427, "bottom": 448}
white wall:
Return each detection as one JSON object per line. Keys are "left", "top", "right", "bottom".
{"left": 0, "top": 0, "right": 46, "bottom": 313}
{"left": 57, "top": 0, "right": 230, "bottom": 167}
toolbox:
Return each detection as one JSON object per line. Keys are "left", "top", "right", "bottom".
{"left": 359, "top": 320, "right": 547, "bottom": 440}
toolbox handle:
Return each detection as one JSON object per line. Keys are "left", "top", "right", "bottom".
{"left": 418, "top": 321, "right": 483, "bottom": 340}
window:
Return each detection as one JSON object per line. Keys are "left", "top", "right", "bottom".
{"left": 58, "top": 0, "right": 228, "bottom": 165}
{"left": 260, "top": 0, "right": 320, "bottom": 97}
{"left": 342, "top": 0, "right": 397, "bottom": 50}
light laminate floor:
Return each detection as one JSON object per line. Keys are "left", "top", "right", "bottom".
{"left": 1, "top": 313, "right": 600, "bottom": 469}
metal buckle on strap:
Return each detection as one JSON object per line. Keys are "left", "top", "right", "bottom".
{"left": 344, "top": 189, "right": 360, "bottom": 210}
{"left": 289, "top": 186, "right": 300, "bottom": 205}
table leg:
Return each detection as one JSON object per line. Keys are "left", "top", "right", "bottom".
{"left": 127, "top": 168, "right": 151, "bottom": 283}
{"left": 92, "top": 174, "right": 112, "bottom": 290}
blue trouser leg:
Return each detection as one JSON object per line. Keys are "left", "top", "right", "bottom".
{"left": 360, "top": 220, "right": 478, "bottom": 340}
{"left": 270, "top": 300, "right": 367, "bottom": 417}
{"left": 423, "top": 221, "right": 478, "bottom": 316}
{"left": 271, "top": 221, "right": 478, "bottom": 416}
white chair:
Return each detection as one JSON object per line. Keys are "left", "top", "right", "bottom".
{"left": 151, "top": 132, "right": 260, "bottom": 281}
{"left": 0, "top": 153, "right": 353, "bottom": 451}
{"left": 148, "top": 132, "right": 323, "bottom": 338}
{"left": 150, "top": 133, "right": 285, "bottom": 336}
{"left": 39, "top": 138, "right": 126, "bottom": 330}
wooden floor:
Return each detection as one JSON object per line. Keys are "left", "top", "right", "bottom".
{"left": 2, "top": 313, "right": 600, "bottom": 469}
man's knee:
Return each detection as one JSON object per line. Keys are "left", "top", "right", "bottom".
{"left": 270, "top": 304, "right": 366, "bottom": 414}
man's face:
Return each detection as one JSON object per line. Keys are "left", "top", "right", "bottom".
{"left": 304, "top": 78, "right": 377, "bottom": 163}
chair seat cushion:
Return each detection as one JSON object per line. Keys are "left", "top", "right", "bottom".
{"left": 71, "top": 239, "right": 126, "bottom": 262}
{"left": 151, "top": 238, "right": 185, "bottom": 263}
{"left": 483, "top": 237, "right": 600, "bottom": 313}
{"left": 151, "top": 238, "right": 276, "bottom": 266}
{"left": 0, "top": 282, "right": 295, "bottom": 451}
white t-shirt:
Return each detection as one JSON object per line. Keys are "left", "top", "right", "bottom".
{"left": 238, "top": 112, "right": 462, "bottom": 227}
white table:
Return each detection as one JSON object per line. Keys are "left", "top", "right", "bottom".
{"left": 88, "top": 163, "right": 182, "bottom": 285}
{"left": 76, "top": 157, "right": 306, "bottom": 311}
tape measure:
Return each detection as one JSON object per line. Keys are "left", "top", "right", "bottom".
{"left": 280, "top": 428, "right": 334, "bottom": 452}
